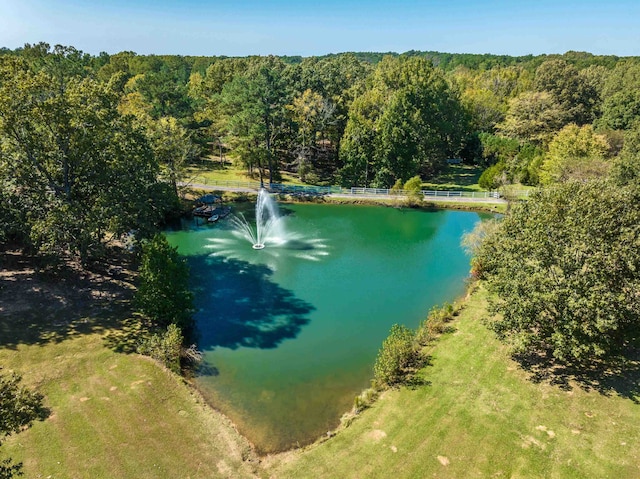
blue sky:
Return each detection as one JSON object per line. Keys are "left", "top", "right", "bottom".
{"left": 2, "top": 0, "right": 639, "bottom": 57}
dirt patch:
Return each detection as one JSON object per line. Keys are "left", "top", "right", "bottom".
{"left": 366, "top": 429, "right": 387, "bottom": 442}
{"left": 536, "top": 425, "right": 556, "bottom": 438}
{"left": 521, "top": 435, "right": 546, "bottom": 450}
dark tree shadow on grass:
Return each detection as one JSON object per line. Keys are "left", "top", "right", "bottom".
{"left": 0, "top": 250, "right": 135, "bottom": 349}
{"left": 188, "top": 254, "right": 314, "bottom": 351}
{"left": 514, "top": 348, "right": 640, "bottom": 404}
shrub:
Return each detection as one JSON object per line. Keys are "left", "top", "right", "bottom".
{"left": 403, "top": 175, "right": 423, "bottom": 206}
{"left": 353, "top": 388, "right": 379, "bottom": 413}
{"left": 137, "top": 324, "right": 183, "bottom": 374}
{"left": 135, "top": 234, "right": 194, "bottom": 331}
{"left": 478, "top": 161, "right": 506, "bottom": 190}
{"left": 373, "top": 324, "right": 418, "bottom": 389}
{"left": 416, "top": 303, "right": 456, "bottom": 346}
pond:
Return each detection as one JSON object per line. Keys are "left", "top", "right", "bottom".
{"left": 166, "top": 201, "right": 485, "bottom": 453}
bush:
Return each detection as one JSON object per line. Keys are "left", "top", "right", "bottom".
{"left": 135, "top": 234, "right": 194, "bottom": 331}
{"left": 353, "top": 388, "right": 379, "bottom": 413}
{"left": 403, "top": 176, "right": 423, "bottom": 206}
{"left": 478, "top": 161, "right": 506, "bottom": 190}
{"left": 137, "top": 324, "right": 183, "bottom": 374}
{"left": 373, "top": 324, "right": 419, "bottom": 389}
{"left": 416, "top": 303, "right": 456, "bottom": 346}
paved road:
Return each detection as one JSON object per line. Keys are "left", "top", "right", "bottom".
{"left": 181, "top": 182, "right": 507, "bottom": 205}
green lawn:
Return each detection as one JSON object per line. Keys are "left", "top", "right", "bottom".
{"left": 0, "top": 265, "right": 259, "bottom": 479}
{"left": 186, "top": 158, "right": 304, "bottom": 186}
{"left": 187, "top": 159, "right": 487, "bottom": 191}
{"left": 2, "top": 267, "right": 638, "bottom": 478}
{"left": 422, "top": 164, "right": 484, "bottom": 191}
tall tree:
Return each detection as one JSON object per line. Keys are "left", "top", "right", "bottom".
{"left": 597, "top": 62, "right": 640, "bottom": 131}
{"left": 540, "top": 124, "right": 610, "bottom": 184}
{"left": 0, "top": 53, "right": 163, "bottom": 261}
{"left": 218, "top": 57, "right": 290, "bottom": 185}
{"left": 533, "top": 59, "right": 600, "bottom": 126}
{"left": 288, "top": 88, "right": 336, "bottom": 178}
{"left": 475, "top": 181, "right": 640, "bottom": 363}
{"left": 339, "top": 56, "right": 469, "bottom": 187}
{"left": 498, "top": 91, "right": 567, "bottom": 145}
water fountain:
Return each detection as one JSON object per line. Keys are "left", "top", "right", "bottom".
{"left": 231, "top": 188, "right": 287, "bottom": 250}
{"left": 204, "top": 188, "right": 329, "bottom": 266}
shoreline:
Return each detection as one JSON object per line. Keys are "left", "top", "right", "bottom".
{"left": 179, "top": 190, "right": 492, "bottom": 457}
{"left": 184, "top": 284, "right": 479, "bottom": 459}
{"left": 186, "top": 188, "right": 508, "bottom": 214}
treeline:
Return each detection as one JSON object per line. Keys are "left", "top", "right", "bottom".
{"left": 3, "top": 43, "right": 640, "bottom": 262}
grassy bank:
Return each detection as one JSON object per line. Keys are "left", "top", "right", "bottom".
{"left": 264, "top": 286, "right": 640, "bottom": 478}
{"left": 192, "top": 190, "right": 508, "bottom": 214}
{"left": 2, "top": 262, "right": 638, "bottom": 478}
{"left": 0, "top": 263, "right": 259, "bottom": 479}
{"left": 320, "top": 195, "right": 508, "bottom": 213}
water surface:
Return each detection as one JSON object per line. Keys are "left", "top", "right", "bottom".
{"left": 166, "top": 203, "right": 483, "bottom": 452}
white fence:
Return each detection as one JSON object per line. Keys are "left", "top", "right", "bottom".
{"left": 349, "top": 187, "right": 500, "bottom": 199}
{"left": 186, "top": 177, "right": 508, "bottom": 200}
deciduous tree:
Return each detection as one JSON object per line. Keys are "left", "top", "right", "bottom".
{"left": 0, "top": 53, "right": 165, "bottom": 261}
{"left": 540, "top": 124, "right": 609, "bottom": 184}
{"left": 476, "top": 181, "right": 640, "bottom": 363}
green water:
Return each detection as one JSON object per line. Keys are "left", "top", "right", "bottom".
{"left": 166, "top": 203, "right": 484, "bottom": 453}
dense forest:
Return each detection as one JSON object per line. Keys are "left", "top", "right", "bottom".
{"left": 2, "top": 42, "right": 640, "bottom": 261}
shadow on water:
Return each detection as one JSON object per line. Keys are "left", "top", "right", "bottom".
{"left": 188, "top": 254, "right": 315, "bottom": 351}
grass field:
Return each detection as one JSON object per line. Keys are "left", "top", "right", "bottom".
{"left": 186, "top": 159, "right": 487, "bottom": 191}
{"left": 186, "top": 158, "right": 304, "bottom": 186}
{"left": 0, "top": 261, "right": 259, "bottom": 479}
{"left": 422, "top": 164, "right": 484, "bottom": 191}
{"left": 2, "top": 259, "right": 638, "bottom": 478}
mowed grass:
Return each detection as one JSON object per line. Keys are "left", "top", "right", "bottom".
{"left": 0, "top": 325, "right": 259, "bottom": 478}
{"left": 186, "top": 158, "right": 304, "bottom": 186}
{"left": 422, "top": 164, "right": 484, "bottom": 191}
{"left": 3, "top": 269, "right": 639, "bottom": 479}
{"left": 264, "top": 287, "right": 640, "bottom": 479}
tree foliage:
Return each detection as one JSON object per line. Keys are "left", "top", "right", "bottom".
{"left": 217, "top": 57, "right": 290, "bottom": 185}
{"left": 540, "top": 124, "right": 610, "bottom": 184}
{"left": 339, "top": 56, "right": 470, "bottom": 187}
{"left": 0, "top": 373, "right": 47, "bottom": 478}
{"left": 533, "top": 59, "right": 601, "bottom": 126}
{"left": 137, "top": 323, "right": 184, "bottom": 374}
{"left": 135, "top": 234, "right": 194, "bottom": 331}
{"left": 476, "top": 181, "right": 640, "bottom": 363}
{"left": 0, "top": 52, "right": 167, "bottom": 261}
{"left": 498, "top": 91, "right": 567, "bottom": 145}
